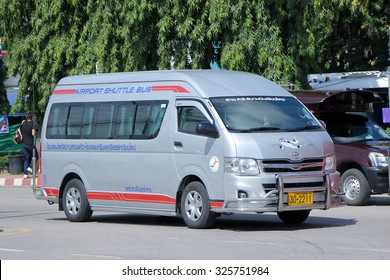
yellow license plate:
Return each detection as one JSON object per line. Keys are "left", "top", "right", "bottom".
{"left": 288, "top": 192, "right": 314, "bottom": 206}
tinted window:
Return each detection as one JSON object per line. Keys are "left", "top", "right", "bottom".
{"left": 67, "top": 105, "right": 83, "bottom": 138}
{"left": 46, "top": 104, "right": 69, "bottom": 139}
{"left": 95, "top": 103, "right": 115, "bottom": 139}
{"left": 115, "top": 102, "right": 136, "bottom": 139}
{"left": 45, "top": 101, "right": 168, "bottom": 140}
{"left": 210, "top": 96, "right": 321, "bottom": 132}
{"left": 178, "top": 106, "right": 210, "bottom": 134}
{"left": 318, "top": 113, "right": 390, "bottom": 143}
{"left": 81, "top": 104, "right": 96, "bottom": 139}
{"left": 134, "top": 102, "right": 167, "bottom": 138}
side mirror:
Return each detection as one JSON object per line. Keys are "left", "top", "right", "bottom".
{"left": 196, "top": 122, "right": 219, "bottom": 138}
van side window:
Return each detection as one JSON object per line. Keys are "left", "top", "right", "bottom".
{"left": 134, "top": 104, "right": 151, "bottom": 137}
{"left": 46, "top": 104, "right": 69, "bottom": 139}
{"left": 178, "top": 106, "right": 210, "bottom": 134}
{"left": 115, "top": 102, "right": 136, "bottom": 139}
{"left": 134, "top": 102, "right": 167, "bottom": 139}
{"left": 67, "top": 105, "right": 83, "bottom": 138}
{"left": 45, "top": 101, "right": 168, "bottom": 140}
{"left": 81, "top": 104, "right": 96, "bottom": 139}
{"left": 95, "top": 103, "right": 115, "bottom": 139}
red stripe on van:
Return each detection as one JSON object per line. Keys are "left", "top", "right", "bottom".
{"left": 43, "top": 188, "right": 60, "bottom": 196}
{"left": 52, "top": 89, "right": 77, "bottom": 94}
{"left": 152, "top": 85, "right": 189, "bottom": 93}
{"left": 210, "top": 201, "right": 223, "bottom": 208}
{"left": 87, "top": 191, "right": 176, "bottom": 205}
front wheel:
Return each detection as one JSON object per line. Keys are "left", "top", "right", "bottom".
{"left": 62, "top": 179, "right": 92, "bottom": 222}
{"left": 180, "top": 181, "right": 216, "bottom": 229}
{"left": 277, "top": 210, "right": 311, "bottom": 224}
{"left": 341, "top": 168, "right": 371, "bottom": 206}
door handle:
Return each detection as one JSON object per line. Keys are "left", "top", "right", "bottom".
{"left": 174, "top": 141, "right": 183, "bottom": 147}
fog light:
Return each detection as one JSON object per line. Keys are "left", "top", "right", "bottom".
{"left": 238, "top": 191, "right": 248, "bottom": 198}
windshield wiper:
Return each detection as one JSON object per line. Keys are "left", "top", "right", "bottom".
{"left": 236, "top": 127, "right": 281, "bottom": 133}
{"left": 287, "top": 124, "right": 321, "bottom": 132}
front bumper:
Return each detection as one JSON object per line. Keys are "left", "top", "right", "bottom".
{"left": 362, "top": 166, "right": 390, "bottom": 194}
{"left": 212, "top": 172, "right": 345, "bottom": 213}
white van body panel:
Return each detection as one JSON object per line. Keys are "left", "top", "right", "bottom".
{"left": 230, "top": 132, "right": 330, "bottom": 159}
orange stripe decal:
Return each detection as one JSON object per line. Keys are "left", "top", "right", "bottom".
{"left": 39, "top": 188, "right": 223, "bottom": 208}
{"left": 87, "top": 191, "right": 176, "bottom": 205}
{"left": 52, "top": 89, "right": 76, "bottom": 94}
{"left": 210, "top": 201, "right": 224, "bottom": 208}
{"left": 151, "top": 85, "right": 189, "bottom": 93}
{"left": 43, "top": 188, "right": 60, "bottom": 196}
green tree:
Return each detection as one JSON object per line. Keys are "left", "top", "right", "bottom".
{"left": 0, "top": 0, "right": 389, "bottom": 115}
{"left": 320, "top": 0, "right": 390, "bottom": 71}
{"left": 265, "top": 0, "right": 389, "bottom": 85}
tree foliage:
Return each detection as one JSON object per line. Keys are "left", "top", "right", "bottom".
{"left": 321, "top": 0, "right": 390, "bottom": 71}
{"left": 0, "top": 0, "right": 389, "bottom": 115}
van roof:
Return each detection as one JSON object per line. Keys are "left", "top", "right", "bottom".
{"left": 56, "top": 70, "right": 290, "bottom": 98}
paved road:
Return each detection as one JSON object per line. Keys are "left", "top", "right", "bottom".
{"left": 1, "top": 185, "right": 390, "bottom": 260}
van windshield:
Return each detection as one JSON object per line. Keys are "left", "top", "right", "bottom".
{"left": 210, "top": 96, "right": 321, "bottom": 132}
{"left": 317, "top": 113, "right": 390, "bottom": 143}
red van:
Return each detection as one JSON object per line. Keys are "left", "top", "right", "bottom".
{"left": 292, "top": 90, "right": 390, "bottom": 205}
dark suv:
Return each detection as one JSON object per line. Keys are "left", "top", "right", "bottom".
{"left": 316, "top": 112, "right": 390, "bottom": 205}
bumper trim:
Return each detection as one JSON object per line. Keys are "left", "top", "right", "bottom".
{"left": 33, "top": 187, "right": 58, "bottom": 204}
{"left": 212, "top": 172, "right": 345, "bottom": 214}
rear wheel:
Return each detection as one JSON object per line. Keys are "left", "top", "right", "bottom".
{"left": 181, "top": 181, "right": 216, "bottom": 229}
{"left": 341, "top": 168, "right": 371, "bottom": 206}
{"left": 62, "top": 179, "right": 92, "bottom": 222}
{"left": 277, "top": 210, "right": 311, "bottom": 224}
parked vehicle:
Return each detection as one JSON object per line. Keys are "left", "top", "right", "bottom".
{"left": 33, "top": 70, "right": 344, "bottom": 228}
{"left": 292, "top": 89, "right": 390, "bottom": 205}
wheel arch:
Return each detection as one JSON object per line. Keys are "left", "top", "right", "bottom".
{"left": 176, "top": 175, "right": 206, "bottom": 214}
{"left": 58, "top": 173, "right": 83, "bottom": 211}
{"left": 337, "top": 161, "right": 366, "bottom": 177}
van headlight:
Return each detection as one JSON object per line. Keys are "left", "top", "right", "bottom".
{"left": 323, "top": 155, "right": 336, "bottom": 172}
{"left": 369, "top": 152, "right": 389, "bottom": 167}
{"left": 225, "top": 158, "right": 260, "bottom": 176}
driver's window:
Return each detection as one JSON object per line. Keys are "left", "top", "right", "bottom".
{"left": 178, "top": 106, "right": 210, "bottom": 134}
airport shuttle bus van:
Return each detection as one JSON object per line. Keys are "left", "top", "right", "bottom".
{"left": 33, "top": 70, "right": 345, "bottom": 229}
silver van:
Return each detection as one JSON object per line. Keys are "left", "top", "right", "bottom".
{"left": 34, "top": 70, "right": 344, "bottom": 228}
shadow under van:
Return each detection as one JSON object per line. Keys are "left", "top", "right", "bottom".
{"left": 291, "top": 89, "right": 390, "bottom": 205}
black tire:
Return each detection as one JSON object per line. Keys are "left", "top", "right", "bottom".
{"left": 180, "top": 181, "right": 216, "bottom": 229}
{"left": 341, "top": 168, "right": 371, "bottom": 206}
{"left": 277, "top": 210, "right": 311, "bottom": 224}
{"left": 62, "top": 179, "right": 92, "bottom": 222}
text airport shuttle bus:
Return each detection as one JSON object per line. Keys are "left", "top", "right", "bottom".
{"left": 33, "top": 70, "right": 345, "bottom": 228}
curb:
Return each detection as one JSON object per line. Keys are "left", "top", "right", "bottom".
{"left": 0, "top": 177, "right": 33, "bottom": 187}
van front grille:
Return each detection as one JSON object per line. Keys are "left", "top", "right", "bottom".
{"left": 263, "top": 182, "right": 321, "bottom": 191}
{"left": 261, "top": 158, "right": 323, "bottom": 173}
